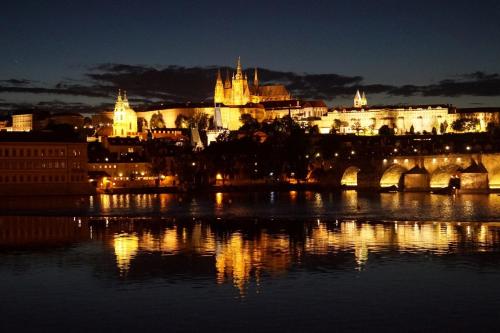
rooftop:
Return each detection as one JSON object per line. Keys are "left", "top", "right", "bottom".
{"left": 0, "top": 131, "right": 85, "bottom": 143}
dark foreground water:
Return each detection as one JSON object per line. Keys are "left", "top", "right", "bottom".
{"left": 2, "top": 192, "right": 500, "bottom": 332}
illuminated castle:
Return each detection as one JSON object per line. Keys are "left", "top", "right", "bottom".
{"left": 112, "top": 90, "right": 137, "bottom": 137}
{"left": 214, "top": 57, "right": 291, "bottom": 106}
{"left": 312, "top": 90, "right": 497, "bottom": 135}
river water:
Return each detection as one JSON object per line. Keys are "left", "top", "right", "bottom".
{"left": 2, "top": 191, "right": 500, "bottom": 332}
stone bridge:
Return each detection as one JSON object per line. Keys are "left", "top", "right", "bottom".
{"left": 325, "top": 153, "right": 500, "bottom": 193}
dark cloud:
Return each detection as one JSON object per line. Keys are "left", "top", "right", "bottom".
{"left": 0, "top": 84, "right": 109, "bottom": 98}
{"left": 0, "top": 79, "right": 33, "bottom": 86}
{"left": 86, "top": 64, "right": 365, "bottom": 101}
{"left": 86, "top": 65, "right": 500, "bottom": 101}
{"left": 387, "top": 71, "right": 500, "bottom": 97}
{"left": 0, "top": 100, "right": 111, "bottom": 114}
{"left": 1, "top": 66, "right": 500, "bottom": 112}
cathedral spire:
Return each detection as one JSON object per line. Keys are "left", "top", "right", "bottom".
{"left": 214, "top": 69, "right": 224, "bottom": 104}
{"left": 224, "top": 70, "right": 231, "bottom": 88}
{"left": 361, "top": 91, "right": 367, "bottom": 106}
{"left": 216, "top": 68, "right": 222, "bottom": 83}
{"left": 235, "top": 56, "right": 242, "bottom": 79}
{"left": 117, "top": 89, "right": 123, "bottom": 102}
{"left": 253, "top": 68, "right": 259, "bottom": 88}
{"left": 354, "top": 89, "right": 362, "bottom": 108}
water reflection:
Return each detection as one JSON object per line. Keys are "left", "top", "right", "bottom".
{"left": 3, "top": 216, "right": 500, "bottom": 295}
{"left": 2, "top": 192, "right": 500, "bottom": 222}
{"left": 113, "top": 233, "right": 139, "bottom": 274}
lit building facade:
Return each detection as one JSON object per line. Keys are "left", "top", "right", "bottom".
{"left": 112, "top": 90, "right": 138, "bottom": 137}
{"left": 314, "top": 92, "right": 500, "bottom": 135}
{"left": 12, "top": 114, "right": 33, "bottom": 132}
{"left": 0, "top": 132, "right": 92, "bottom": 195}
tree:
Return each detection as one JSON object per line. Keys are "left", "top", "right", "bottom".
{"left": 239, "top": 114, "right": 260, "bottom": 131}
{"left": 175, "top": 114, "right": 189, "bottom": 128}
{"left": 351, "top": 120, "right": 363, "bottom": 135}
{"left": 378, "top": 124, "right": 394, "bottom": 136}
{"left": 409, "top": 124, "right": 415, "bottom": 135}
{"left": 190, "top": 110, "right": 209, "bottom": 129}
{"left": 151, "top": 112, "right": 166, "bottom": 129}
{"left": 309, "top": 125, "right": 320, "bottom": 134}
{"left": 487, "top": 121, "right": 496, "bottom": 134}
{"left": 442, "top": 120, "right": 449, "bottom": 133}
{"left": 432, "top": 127, "right": 437, "bottom": 135}
{"left": 333, "top": 119, "right": 342, "bottom": 130}
{"left": 452, "top": 118, "right": 479, "bottom": 132}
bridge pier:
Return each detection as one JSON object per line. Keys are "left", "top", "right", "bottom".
{"left": 403, "top": 166, "right": 430, "bottom": 192}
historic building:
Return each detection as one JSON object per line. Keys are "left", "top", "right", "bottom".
{"left": 12, "top": 113, "right": 33, "bottom": 132}
{"left": 0, "top": 132, "right": 92, "bottom": 195}
{"left": 112, "top": 90, "right": 137, "bottom": 137}
{"left": 353, "top": 90, "right": 368, "bottom": 108}
{"left": 313, "top": 91, "right": 500, "bottom": 135}
{"left": 106, "top": 61, "right": 500, "bottom": 137}
{"left": 214, "top": 57, "right": 291, "bottom": 106}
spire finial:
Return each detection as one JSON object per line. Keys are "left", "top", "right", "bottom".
{"left": 236, "top": 56, "right": 242, "bottom": 78}
{"left": 254, "top": 67, "right": 259, "bottom": 87}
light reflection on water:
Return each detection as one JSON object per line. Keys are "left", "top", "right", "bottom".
{"left": 2, "top": 216, "right": 500, "bottom": 296}
{"left": 1, "top": 191, "right": 500, "bottom": 222}
{"left": 3, "top": 194, "right": 500, "bottom": 331}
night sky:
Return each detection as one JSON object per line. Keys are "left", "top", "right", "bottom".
{"left": 1, "top": 0, "right": 500, "bottom": 112}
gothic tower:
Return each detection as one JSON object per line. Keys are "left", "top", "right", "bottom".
{"left": 361, "top": 91, "right": 368, "bottom": 106}
{"left": 231, "top": 57, "right": 247, "bottom": 105}
{"left": 354, "top": 90, "right": 367, "bottom": 108}
{"left": 253, "top": 68, "right": 259, "bottom": 89}
{"left": 214, "top": 69, "right": 224, "bottom": 104}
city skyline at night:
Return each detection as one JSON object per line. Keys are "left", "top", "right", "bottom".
{"left": 1, "top": 0, "right": 500, "bottom": 112}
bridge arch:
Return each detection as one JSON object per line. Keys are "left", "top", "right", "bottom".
{"left": 430, "top": 164, "right": 461, "bottom": 188}
{"left": 341, "top": 166, "right": 361, "bottom": 187}
{"left": 380, "top": 164, "right": 408, "bottom": 188}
